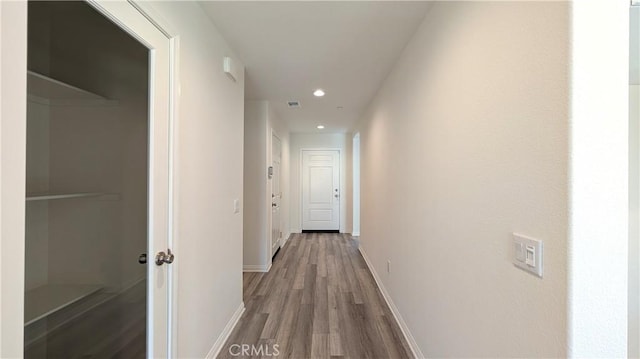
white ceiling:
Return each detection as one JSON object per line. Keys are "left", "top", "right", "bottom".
{"left": 200, "top": 1, "right": 432, "bottom": 133}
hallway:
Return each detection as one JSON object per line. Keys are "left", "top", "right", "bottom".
{"left": 0, "top": 2, "right": 631, "bottom": 357}
{"left": 218, "top": 233, "right": 413, "bottom": 359}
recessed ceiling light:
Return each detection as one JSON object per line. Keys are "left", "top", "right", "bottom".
{"left": 317, "top": 125, "right": 325, "bottom": 129}
{"left": 313, "top": 89, "right": 325, "bottom": 97}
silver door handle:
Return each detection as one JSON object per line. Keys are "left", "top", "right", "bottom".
{"left": 155, "top": 249, "right": 175, "bottom": 265}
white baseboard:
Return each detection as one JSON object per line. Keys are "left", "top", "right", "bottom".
{"left": 206, "top": 302, "right": 245, "bottom": 359}
{"left": 352, "top": 231, "right": 360, "bottom": 237}
{"left": 281, "top": 232, "right": 292, "bottom": 246}
{"left": 359, "top": 247, "right": 425, "bottom": 359}
{"left": 243, "top": 263, "right": 271, "bottom": 272}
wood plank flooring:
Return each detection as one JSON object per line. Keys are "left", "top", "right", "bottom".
{"left": 218, "top": 233, "right": 413, "bottom": 359}
{"left": 24, "top": 281, "right": 146, "bottom": 358}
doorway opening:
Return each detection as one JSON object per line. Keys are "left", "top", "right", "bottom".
{"left": 24, "top": 2, "right": 152, "bottom": 357}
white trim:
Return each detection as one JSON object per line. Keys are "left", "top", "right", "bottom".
{"left": 281, "top": 232, "right": 292, "bottom": 246}
{"left": 0, "top": 2, "right": 27, "bottom": 356}
{"left": 359, "top": 246, "right": 424, "bottom": 359}
{"left": 351, "top": 232, "right": 360, "bottom": 237}
{"left": 127, "top": 0, "right": 177, "bottom": 37}
{"left": 166, "top": 34, "right": 181, "bottom": 359}
{"left": 205, "top": 302, "right": 245, "bottom": 359}
{"left": 352, "top": 132, "right": 360, "bottom": 237}
{"left": 269, "top": 129, "right": 283, "bottom": 262}
{"left": 243, "top": 263, "right": 272, "bottom": 273}
{"left": 0, "top": 3, "right": 3, "bottom": 352}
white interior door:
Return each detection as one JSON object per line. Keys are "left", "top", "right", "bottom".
{"left": 1, "top": 1, "right": 173, "bottom": 356}
{"left": 89, "top": 2, "right": 173, "bottom": 357}
{"left": 302, "top": 150, "right": 340, "bottom": 231}
{"left": 271, "top": 134, "right": 282, "bottom": 255}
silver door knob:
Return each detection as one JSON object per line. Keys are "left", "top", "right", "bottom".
{"left": 155, "top": 249, "right": 175, "bottom": 266}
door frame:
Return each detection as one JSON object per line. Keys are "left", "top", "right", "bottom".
{"left": 299, "top": 148, "right": 342, "bottom": 232}
{"left": 0, "top": 1, "right": 180, "bottom": 357}
{"left": 352, "top": 133, "right": 361, "bottom": 237}
{"left": 0, "top": 2, "right": 28, "bottom": 357}
{"left": 269, "top": 129, "right": 282, "bottom": 262}
{"left": 122, "top": 4, "right": 181, "bottom": 357}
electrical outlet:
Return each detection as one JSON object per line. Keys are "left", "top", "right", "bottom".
{"left": 387, "top": 260, "right": 391, "bottom": 273}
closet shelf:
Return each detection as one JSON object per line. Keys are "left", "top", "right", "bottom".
{"left": 27, "top": 71, "right": 117, "bottom": 106}
{"left": 24, "top": 284, "right": 103, "bottom": 326}
{"left": 26, "top": 192, "right": 106, "bottom": 201}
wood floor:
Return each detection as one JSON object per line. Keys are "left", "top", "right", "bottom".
{"left": 24, "top": 281, "right": 146, "bottom": 358}
{"left": 218, "top": 233, "right": 413, "bottom": 359}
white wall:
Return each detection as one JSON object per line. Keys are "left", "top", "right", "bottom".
{"left": 290, "top": 133, "right": 352, "bottom": 234}
{"left": 244, "top": 101, "right": 268, "bottom": 270}
{"left": 244, "top": 101, "right": 290, "bottom": 271}
{"left": 146, "top": 2, "right": 245, "bottom": 357}
{"left": 354, "top": 2, "right": 569, "bottom": 356}
{"left": 569, "top": 0, "right": 629, "bottom": 356}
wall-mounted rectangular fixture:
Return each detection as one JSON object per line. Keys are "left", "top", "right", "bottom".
{"left": 223, "top": 56, "right": 238, "bottom": 82}
{"left": 513, "top": 233, "right": 543, "bottom": 277}
{"left": 287, "top": 101, "right": 301, "bottom": 108}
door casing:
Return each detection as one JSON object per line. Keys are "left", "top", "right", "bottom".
{"left": 270, "top": 131, "right": 282, "bottom": 257}
{"left": 0, "top": 1, "right": 179, "bottom": 357}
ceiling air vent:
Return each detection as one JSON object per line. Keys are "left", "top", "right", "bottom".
{"left": 287, "top": 101, "right": 301, "bottom": 109}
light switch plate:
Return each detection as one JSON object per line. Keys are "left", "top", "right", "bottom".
{"left": 233, "top": 199, "right": 240, "bottom": 214}
{"left": 514, "top": 242, "right": 525, "bottom": 262}
{"left": 513, "top": 233, "right": 543, "bottom": 277}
